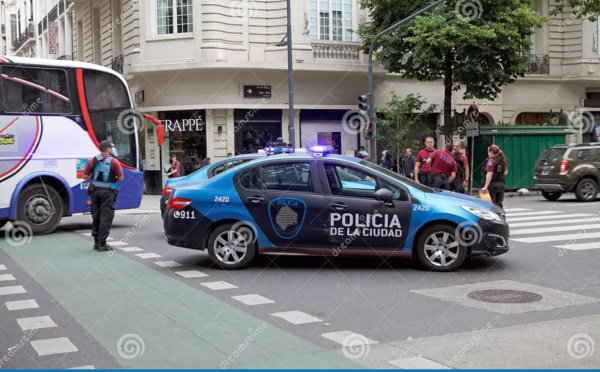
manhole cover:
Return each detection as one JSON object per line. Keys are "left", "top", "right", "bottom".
{"left": 467, "top": 290, "right": 543, "bottom": 304}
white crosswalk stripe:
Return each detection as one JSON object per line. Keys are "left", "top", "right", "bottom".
{"left": 506, "top": 211, "right": 562, "bottom": 217}
{"left": 512, "top": 232, "right": 600, "bottom": 244}
{"left": 503, "top": 208, "right": 533, "bottom": 212}
{"left": 555, "top": 242, "right": 600, "bottom": 251}
{"left": 507, "top": 213, "right": 593, "bottom": 223}
{"left": 509, "top": 218, "right": 596, "bottom": 228}
{"left": 511, "top": 223, "right": 600, "bottom": 236}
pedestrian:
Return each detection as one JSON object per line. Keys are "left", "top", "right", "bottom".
{"left": 227, "top": 152, "right": 233, "bottom": 158}
{"left": 426, "top": 143, "right": 457, "bottom": 190}
{"left": 356, "top": 145, "right": 370, "bottom": 160}
{"left": 481, "top": 144, "right": 508, "bottom": 208}
{"left": 450, "top": 141, "right": 470, "bottom": 193}
{"left": 202, "top": 157, "right": 211, "bottom": 168}
{"left": 166, "top": 154, "right": 181, "bottom": 178}
{"left": 381, "top": 150, "right": 395, "bottom": 170}
{"left": 404, "top": 148, "right": 416, "bottom": 179}
{"left": 82, "top": 140, "right": 124, "bottom": 252}
{"left": 414, "top": 137, "right": 436, "bottom": 186}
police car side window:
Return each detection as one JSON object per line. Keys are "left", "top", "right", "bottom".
{"left": 261, "top": 163, "right": 313, "bottom": 193}
{"left": 380, "top": 179, "right": 408, "bottom": 201}
{"left": 325, "top": 164, "right": 377, "bottom": 198}
{"left": 240, "top": 168, "right": 262, "bottom": 189}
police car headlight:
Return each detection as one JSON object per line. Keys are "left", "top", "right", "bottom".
{"left": 461, "top": 206, "right": 502, "bottom": 221}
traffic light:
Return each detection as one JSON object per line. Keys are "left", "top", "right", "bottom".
{"left": 364, "top": 121, "right": 374, "bottom": 140}
{"left": 358, "top": 94, "right": 373, "bottom": 140}
{"left": 358, "top": 94, "right": 369, "bottom": 112}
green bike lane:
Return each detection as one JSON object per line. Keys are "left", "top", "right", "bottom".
{"left": 0, "top": 232, "right": 361, "bottom": 369}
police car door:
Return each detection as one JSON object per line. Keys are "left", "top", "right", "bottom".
{"left": 321, "top": 162, "right": 412, "bottom": 251}
{"left": 234, "top": 160, "right": 328, "bottom": 249}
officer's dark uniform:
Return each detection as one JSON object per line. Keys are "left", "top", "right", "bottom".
{"left": 485, "top": 156, "right": 505, "bottom": 208}
{"left": 86, "top": 142, "right": 121, "bottom": 252}
{"left": 429, "top": 150, "right": 457, "bottom": 190}
{"left": 450, "top": 152, "right": 467, "bottom": 193}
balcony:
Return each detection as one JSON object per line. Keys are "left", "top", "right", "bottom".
{"left": 528, "top": 54, "right": 549, "bottom": 74}
{"left": 112, "top": 55, "right": 124, "bottom": 74}
{"left": 312, "top": 41, "right": 361, "bottom": 61}
{"left": 12, "top": 22, "right": 35, "bottom": 52}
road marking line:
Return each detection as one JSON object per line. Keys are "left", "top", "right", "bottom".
{"left": 119, "top": 247, "right": 144, "bottom": 252}
{"left": 271, "top": 311, "right": 322, "bottom": 325}
{"left": 321, "top": 331, "right": 379, "bottom": 346}
{"left": 31, "top": 337, "right": 78, "bottom": 356}
{"left": 200, "top": 281, "right": 238, "bottom": 290}
{"left": 554, "top": 242, "right": 600, "bottom": 251}
{"left": 135, "top": 253, "right": 162, "bottom": 259}
{"left": 509, "top": 218, "right": 596, "bottom": 228}
{"left": 175, "top": 270, "right": 209, "bottom": 278}
{"left": 5, "top": 299, "right": 39, "bottom": 311}
{"left": 388, "top": 356, "right": 450, "bottom": 369}
{"left": 505, "top": 211, "right": 562, "bottom": 217}
{"left": 506, "top": 213, "right": 593, "bottom": 223}
{"left": 0, "top": 274, "right": 16, "bottom": 281}
{"left": 232, "top": 294, "right": 275, "bottom": 306}
{"left": 17, "top": 316, "right": 57, "bottom": 330}
{"left": 0, "top": 286, "right": 26, "bottom": 296}
{"left": 503, "top": 208, "right": 532, "bottom": 212}
{"left": 0, "top": 265, "right": 6, "bottom": 271}
{"left": 108, "top": 242, "right": 129, "bottom": 248}
{"left": 512, "top": 231, "right": 600, "bottom": 243}
{"left": 511, "top": 224, "right": 600, "bottom": 236}
{"left": 69, "top": 366, "right": 95, "bottom": 369}
{"left": 566, "top": 203, "right": 599, "bottom": 207}
{"left": 154, "top": 261, "right": 182, "bottom": 268}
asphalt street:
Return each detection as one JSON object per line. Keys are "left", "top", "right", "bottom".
{"left": 1, "top": 193, "right": 599, "bottom": 369}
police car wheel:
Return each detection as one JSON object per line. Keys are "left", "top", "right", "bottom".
{"left": 16, "top": 183, "right": 63, "bottom": 235}
{"left": 415, "top": 225, "right": 466, "bottom": 271}
{"left": 207, "top": 223, "right": 256, "bottom": 270}
{"left": 575, "top": 179, "right": 598, "bottom": 202}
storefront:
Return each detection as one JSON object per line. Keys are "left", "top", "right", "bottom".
{"left": 299, "top": 110, "right": 360, "bottom": 156}
{"left": 159, "top": 110, "right": 207, "bottom": 176}
{"left": 234, "top": 109, "right": 282, "bottom": 154}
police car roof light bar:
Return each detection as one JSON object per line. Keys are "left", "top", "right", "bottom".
{"left": 309, "top": 145, "right": 334, "bottom": 157}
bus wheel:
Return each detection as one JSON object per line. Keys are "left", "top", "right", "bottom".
{"left": 16, "top": 183, "right": 63, "bottom": 235}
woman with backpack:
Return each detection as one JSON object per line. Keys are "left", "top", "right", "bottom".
{"left": 481, "top": 144, "right": 508, "bottom": 208}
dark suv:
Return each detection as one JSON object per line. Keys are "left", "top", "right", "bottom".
{"left": 533, "top": 143, "right": 600, "bottom": 202}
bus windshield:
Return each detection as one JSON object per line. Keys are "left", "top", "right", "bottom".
{"left": 83, "top": 70, "right": 137, "bottom": 167}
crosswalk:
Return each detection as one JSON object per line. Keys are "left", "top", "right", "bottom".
{"left": 505, "top": 208, "right": 600, "bottom": 251}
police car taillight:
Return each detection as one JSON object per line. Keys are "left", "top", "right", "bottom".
{"left": 163, "top": 186, "right": 173, "bottom": 195}
{"left": 167, "top": 197, "right": 192, "bottom": 210}
{"left": 560, "top": 160, "right": 568, "bottom": 174}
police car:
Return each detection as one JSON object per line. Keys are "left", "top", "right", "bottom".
{"left": 163, "top": 146, "right": 509, "bottom": 271}
{"left": 160, "top": 154, "right": 264, "bottom": 217}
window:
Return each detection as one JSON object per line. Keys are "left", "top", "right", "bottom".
{"left": 83, "top": 70, "right": 130, "bottom": 112}
{"left": 262, "top": 163, "right": 313, "bottom": 192}
{"left": 578, "top": 149, "right": 591, "bottom": 162}
{"left": 380, "top": 179, "right": 408, "bottom": 201}
{"left": 212, "top": 159, "right": 251, "bottom": 177}
{"left": 1, "top": 67, "right": 71, "bottom": 113}
{"left": 240, "top": 168, "right": 262, "bottom": 189}
{"left": 157, "top": 0, "right": 193, "bottom": 35}
{"left": 594, "top": 150, "right": 600, "bottom": 163}
{"left": 325, "top": 164, "right": 377, "bottom": 198}
{"left": 310, "top": 0, "right": 353, "bottom": 41}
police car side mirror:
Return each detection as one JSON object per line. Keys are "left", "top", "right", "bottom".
{"left": 374, "top": 189, "right": 393, "bottom": 203}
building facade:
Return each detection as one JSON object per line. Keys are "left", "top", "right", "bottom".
{"left": 2, "top": 1, "right": 599, "bottom": 192}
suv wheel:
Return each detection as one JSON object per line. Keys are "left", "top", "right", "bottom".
{"left": 575, "top": 179, "right": 599, "bottom": 202}
{"left": 541, "top": 191, "right": 562, "bottom": 201}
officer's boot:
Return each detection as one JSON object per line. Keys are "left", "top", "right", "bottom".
{"left": 97, "top": 240, "right": 113, "bottom": 252}
{"left": 93, "top": 237, "right": 99, "bottom": 250}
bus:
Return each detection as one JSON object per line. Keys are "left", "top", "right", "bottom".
{"left": 0, "top": 56, "right": 163, "bottom": 235}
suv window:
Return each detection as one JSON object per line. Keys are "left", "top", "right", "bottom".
{"left": 577, "top": 149, "right": 591, "bottom": 162}
{"left": 539, "top": 148, "right": 566, "bottom": 163}
{"left": 261, "top": 163, "right": 313, "bottom": 192}
{"left": 594, "top": 150, "right": 600, "bottom": 163}
{"left": 325, "top": 164, "right": 377, "bottom": 198}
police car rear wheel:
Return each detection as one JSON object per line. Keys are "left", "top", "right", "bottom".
{"left": 416, "top": 225, "right": 466, "bottom": 271}
{"left": 208, "top": 223, "right": 256, "bottom": 270}
{"left": 16, "top": 183, "right": 63, "bottom": 235}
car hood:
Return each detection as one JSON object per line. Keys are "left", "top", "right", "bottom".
{"left": 423, "top": 189, "right": 494, "bottom": 209}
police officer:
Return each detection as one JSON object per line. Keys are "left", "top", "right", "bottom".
{"left": 426, "top": 143, "right": 457, "bottom": 190}
{"left": 481, "top": 144, "right": 508, "bottom": 208}
{"left": 83, "top": 140, "right": 124, "bottom": 252}
{"left": 450, "top": 141, "right": 470, "bottom": 193}
{"left": 415, "top": 137, "right": 437, "bottom": 186}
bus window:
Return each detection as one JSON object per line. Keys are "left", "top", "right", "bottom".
{"left": 0, "top": 67, "right": 71, "bottom": 114}
{"left": 83, "top": 70, "right": 129, "bottom": 111}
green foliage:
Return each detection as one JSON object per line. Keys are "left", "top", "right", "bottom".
{"left": 376, "top": 93, "right": 437, "bottom": 161}
{"left": 551, "top": 0, "right": 600, "bottom": 20}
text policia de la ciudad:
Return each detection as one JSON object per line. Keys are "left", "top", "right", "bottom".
{"left": 330, "top": 212, "right": 403, "bottom": 237}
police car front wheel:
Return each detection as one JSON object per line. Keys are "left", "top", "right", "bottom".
{"left": 415, "top": 225, "right": 467, "bottom": 271}
{"left": 207, "top": 223, "right": 257, "bottom": 270}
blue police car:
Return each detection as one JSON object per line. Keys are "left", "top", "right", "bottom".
{"left": 163, "top": 147, "right": 509, "bottom": 271}
{"left": 160, "top": 154, "right": 264, "bottom": 217}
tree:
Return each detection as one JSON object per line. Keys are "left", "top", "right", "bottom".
{"left": 375, "top": 93, "right": 437, "bottom": 172}
{"left": 358, "top": 0, "right": 548, "bottom": 138}
{"left": 552, "top": 0, "right": 600, "bottom": 19}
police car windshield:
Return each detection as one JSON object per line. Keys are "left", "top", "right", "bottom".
{"left": 359, "top": 160, "right": 434, "bottom": 193}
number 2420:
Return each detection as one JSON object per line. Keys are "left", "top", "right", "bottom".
{"left": 413, "top": 205, "right": 429, "bottom": 212}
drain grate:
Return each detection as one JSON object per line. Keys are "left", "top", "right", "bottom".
{"left": 467, "top": 290, "right": 543, "bottom": 304}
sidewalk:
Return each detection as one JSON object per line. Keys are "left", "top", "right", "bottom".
{"left": 116, "top": 194, "right": 162, "bottom": 215}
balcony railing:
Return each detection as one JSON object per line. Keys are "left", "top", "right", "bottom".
{"left": 112, "top": 55, "right": 124, "bottom": 74}
{"left": 528, "top": 54, "right": 549, "bottom": 74}
{"left": 312, "top": 41, "right": 361, "bottom": 61}
{"left": 12, "top": 22, "right": 35, "bottom": 52}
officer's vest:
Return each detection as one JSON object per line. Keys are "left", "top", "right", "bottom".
{"left": 490, "top": 156, "right": 504, "bottom": 183}
{"left": 92, "top": 155, "right": 117, "bottom": 189}
{"left": 452, "top": 152, "right": 465, "bottom": 177}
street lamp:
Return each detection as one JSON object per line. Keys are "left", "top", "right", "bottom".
{"left": 277, "top": 0, "right": 295, "bottom": 146}
{"left": 366, "top": 0, "right": 446, "bottom": 155}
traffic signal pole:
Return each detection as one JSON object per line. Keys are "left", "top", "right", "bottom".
{"left": 367, "top": 0, "right": 446, "bottom": 157}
